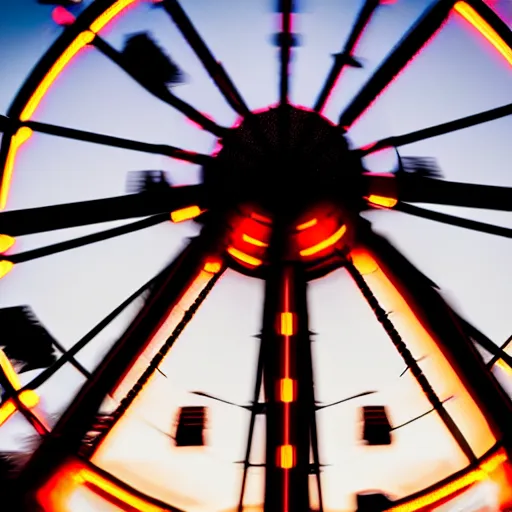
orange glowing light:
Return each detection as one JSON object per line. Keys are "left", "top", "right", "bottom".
{"left": 296, "top": 218, "right": 318, "bottom": 231}
{"left": 366, "top": 194, "right": 398, "bottom": 208}
{"left": 36, "top": 460, "right": 165, "bottom": 512}
{"left": 299, "top": 224, "right": 347, "bottom": 257}
{"left": 280, "top": 312, "right": 295, "bottom": 336}
{"left": 0, "top": 390, "right": 40, "bottom": 426}
{"left": 350, "top": 248, "right": 379, "bottom": 275}
{"left": 0, "top": 260, "right": 13, "bottom": 279}
{"left": 20, "top": 389, "right": 40, "bottom": 408}
{"left": 79, "top": 467, "right": 165, "bottom": 512}
{"left": 242, "top": 233, "right": 269, "bottom": 247}
{"left": 278, "top": 444, "right": 296, "bottom": 469}
{"left": 203, "top": 260, "right": 222, "bottom": 274}
{"left": 495, "top": 358, "right": 512, "bottom": 375}
{"left": 170, "top": 205, "right": 202, "bottom": 223}
{"left": 250, "top": 212, "right": 272, "bottom": 224}
{"left": 279, "top": 378, "right": 295, "bottom": 403}
{"left": 0, "top": 235, "right": 14, "bottom": 253}
{"left": 227, "top": 247, "right": 263, "bottom": 267}
{"left": 0, "top": 349, "right": 22, "bottom": 390}
{"left": 389, "top": 452, "right": 508, "bottom": 512}
{"left": 0, "top": 349, "right": 41, "bottom": 426}
{"left": 455, "top": 1, "right": 512, "bottom": 66}
{"left": 0, "top": 401, "right": 16, "bottom": 426}
{"left": 0, "top": 127, "right": 33, "bottom": 210}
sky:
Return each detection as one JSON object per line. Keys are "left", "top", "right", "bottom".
{"left": 1, "top": 0, "right": 512, "bottom": 511}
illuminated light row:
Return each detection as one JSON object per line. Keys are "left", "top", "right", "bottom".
{"left": 0, "top": 235, "right": 15, "bottom": 253}
{"left": 279, "top": 377, "right": 296, "bottom": 403}
{"left": 296, "top": 218, "right": 317, "bottom": 231}
{"left": 299, "top": 224, "right": 347, "bottom": 257}
{"left": 227, "top": 246, "right": 263, "bottom": 267}
{"left": 0, "top": 127, "right": 33, "bottom": 210}
{"left": 454, "top": 1, "right": 512, "bottom": 67}
{"left": 37, "top": 461, "right": 166, "bottom": 512}
{"left": 278, "top": 444, "right": 296, "bottom": 469}
{"left": 1, "top": 0, "right": 139, "bottom": 209}
{"left": 280, "top": 312, "right": 295, "bottom": 336}
{"left": 242, "top": 233, "right": 269, "bottom": 247}
{"left": 20, "top": 32, "right": 95, "bottom": 122}
{"left": 170, "top": 205, "right": 202, "bottom": 223}
{"left": 365, "top": 194, "right": 398, "bottom": 208}
{"left": 388, "top": 452, "right": 508, "bottom": 512}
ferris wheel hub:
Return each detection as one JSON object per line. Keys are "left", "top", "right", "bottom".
{"left": 205, "top": 104, "right": 364, "bottom": 217}
{"left": 202, "top": 105, "right": 363, "bottom": 276}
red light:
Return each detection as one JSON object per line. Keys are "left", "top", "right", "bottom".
{"left": 52, "top": 7, "right": 76, "bottom": 26}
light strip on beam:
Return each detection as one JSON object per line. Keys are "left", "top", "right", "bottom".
{"left": 296, "top": 218, "right": 317, "bottom": 231}
{"left": 227, "top": 247, "right": 263, "bottom": 267}
{"left": 299, "top": 224, "right": 347, "bottom": 257}
{"left": 170, "top": 205, "right": 202, "bottom": 223}
{"left": 0, "top": 127, "right": 33, "bottom": 210}
{"left": 366, "top": 194, "right": 398, "bottom": 208}
{"left": 242, "top": 233, "right": 269, "bottom": 247}
{"left": 454, "top": 1, "right": 512, "bottom": 67}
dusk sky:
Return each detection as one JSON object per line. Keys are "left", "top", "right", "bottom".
{"left": 1, "top": 0, "right": 512, "bottom": 510}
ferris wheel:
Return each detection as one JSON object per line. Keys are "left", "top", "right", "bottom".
{"left": 1, "top": 0, "right": 512, "bottom": 510}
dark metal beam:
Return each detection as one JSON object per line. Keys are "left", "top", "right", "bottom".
{"left": 338, "top": 0, "right": 455, "bottom": 129}
{"left": 357, "top": 227, "right": 512, "bottom": 457}
{"left": 0, "top": 185, "right": 203, "bottom": 236}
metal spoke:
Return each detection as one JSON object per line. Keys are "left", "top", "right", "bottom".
{"left": 358, "top": 102, "right": 512, "bottom": 155}
{"left": 358, "top": 226, "right": 512, "bottom": 456}
{"left": 338, "top": 0, "right": 455, "bottom": 129}
{"left": 393, "top": 202, "right": 512, "bottom": 238}
{"left": 4, "top": 214, "right": 168, "bottom": 264}
{"left": 0, "top": 116, "right": 211, "bottom": 165}
{"left": 278, "top": 0, "right": 294, "bottom": 106}
{"left": 20, "top": 222, "right": 227, "bottom": 476}
{"left": 50, "top": 338, "right": 91, "bottom": 380}
{"left": 93, "top": 36, "right": 227, "bottom": 138}
{"left": 161, "top": 0, "right": 250, "bottom": 117}
{"left": 23, "top": 268, "right": 164, "bottom": 393}
{"left": 237, "top": 334, "right": 264, "bottom": 512}
{"left": 345, "top": 255, "right": 476, "bottom": 463}
{"left": 488, "top": 335, "right": 512, "bottom": 369}
{"left": 314, "top": 0, "right": 379, "bottom": 113}
{"left": 0, "top": 370, "right": 48, "bottom": 435}
{"left": 85, "top": 266, "right": 224, "bottom": 455}
{"left": 0, "top": 185, "right": 203, "bottom": 236}
{"left": 363, "top": 173, "right": 512, "bottom": 211}
{"left": 455, "top": 315, "right": 512, "bottom": 369}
